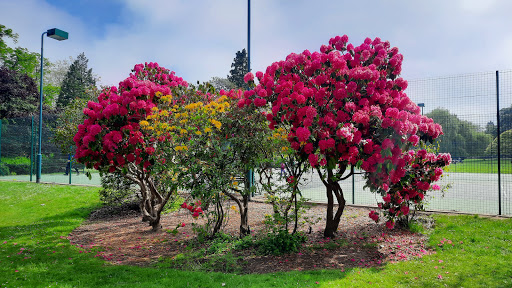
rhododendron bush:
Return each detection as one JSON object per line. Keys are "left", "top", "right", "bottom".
{"left": 143, "top": 88, "right": 271, "bottom": 237}
{"left": 241, "top": 35, "right": 450, "bottom": 237}
{"left": 74, "top": 62, "right": 189, "bottom": 231}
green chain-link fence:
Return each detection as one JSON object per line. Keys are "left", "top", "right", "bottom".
{"left": 1, "top": 70, "right": 511, "bottom": 216}
{"left": 0, "top": 114, "right": 100, "bottom": 185}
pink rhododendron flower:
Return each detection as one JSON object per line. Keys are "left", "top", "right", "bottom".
{"left": 296, "top": 127, "right": 311, "bottom": 142}
{"left": 308, "top": 154, "right": 319, "bottom": 167}
{"left": 244, "top": 72, "right": 254, "bottom": 83}
{"left": 386, "top": 220, "right": 395, "bottom": 229}
{"left": 253, "top": 98, "right": 267, "bottom": 107}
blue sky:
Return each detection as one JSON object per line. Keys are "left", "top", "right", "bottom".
{"left": 1, "top": 0, "right": 512, "bottom": 87}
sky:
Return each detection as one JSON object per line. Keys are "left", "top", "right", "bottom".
{"left": 1, "top": 0, "right": 512, "bottom": 89}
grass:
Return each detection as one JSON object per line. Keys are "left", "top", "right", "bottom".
{"left": 1, "top": 180, "right": 512, "bottom": 287}
{"left": 446, "top": 158, "right": 512, "bottom": 174}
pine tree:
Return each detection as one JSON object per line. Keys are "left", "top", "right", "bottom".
{"left": 57, "top": 52, "right": 96, "bottom": 109}
{"left": 227, "top": 49, "right": 249, "bottom": 89}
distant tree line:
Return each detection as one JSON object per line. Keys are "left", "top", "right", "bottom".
{"left": 427, "top": 106, "right": 512, "bottom": 159}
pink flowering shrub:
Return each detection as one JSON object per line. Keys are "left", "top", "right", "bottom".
{"left": 241, "top": 35, "right": 449, "bottom": 236}
{"left": 74, "top": 62, "right": 188, "bottom": 231}
{"left": 370, "top": 149, "right": 451, "bottom": 228}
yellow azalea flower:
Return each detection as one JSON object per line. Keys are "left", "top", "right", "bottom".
{"left": 204, "top": 127, "right": 212, "bottom": 133}
{"left": 195, "top": 131, "right": 202, "bottom": 136}
{"left": 140, "top": 120, "right": 149, "bottom": 127}
{"left": 232, "top": 182, "right": 238, "bottom": 186}
{"left": 151, "top": 106, "right": 159, "bottom": 112}
{"left": 155, "top": 91, "right": 162, "bottom": 97}
{"left": 210, "top": 119, "right": 221, "bottom": 130}
{"left": 180, "top": 129, "right": 188, "bottom": 134}
{"left": 161, "top": 94, "right": 172, "bottom": 101}
{"left": 281, "top": 147, "right": 289, "bottom": 152}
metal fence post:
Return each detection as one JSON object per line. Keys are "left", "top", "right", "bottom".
{"left": 496, "top": 70, "right": 502, "bottom": 215}
{"left": 30, "top": 116, "right": 34, "bottom": 182}
{"left": 352, "top": 168, "right": 355, "bottom": 205}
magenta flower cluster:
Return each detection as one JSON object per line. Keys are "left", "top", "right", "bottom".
{"left": 74, "top": 62, "right": 188, "bottom": 172}
{"left": 240, "top": 35, "right": 450, "bottom": 226}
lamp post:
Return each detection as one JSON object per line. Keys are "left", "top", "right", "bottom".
{"left": 37, "top": 28, "right": 68, "bottom": 183}
{"left": 418, "top": 103, "right": 425, "bottom": 115}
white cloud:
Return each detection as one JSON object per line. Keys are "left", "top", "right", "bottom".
{"left": 1, "top": 0, "right": 512, "bottom": 88}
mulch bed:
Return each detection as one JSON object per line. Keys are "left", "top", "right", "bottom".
{"left": 67, "top": 199, "right": 434, "bottom": 274}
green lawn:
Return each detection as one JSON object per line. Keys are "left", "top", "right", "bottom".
{"left": 1, "top": 180, "right": 511, "bottom": 287}
{"left": 446, "top": 158, "right": 512, "bottom": 174}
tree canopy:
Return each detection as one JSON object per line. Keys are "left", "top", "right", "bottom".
{"left": 0, "top": 24, "right": 40, "bottom": 78}
{"left": 485, "top": 129, "right": 512, "bottom": 157}
{"left": 227, "top": 49, "right": 249, "bottom": 90}
{"left": 241, "top": 35, "right": 450, "bottom": 236}
{"left": 57, "top": 52, "right": 96, "bottom": 109}
{"left": 427, "top": 108, "right": 492, "bottom": 158}
{"left": 486, "top": 105, "right": 512, "bottom": 138}
{"left": 0, "top": 66, "right": 38, "bottom": 119}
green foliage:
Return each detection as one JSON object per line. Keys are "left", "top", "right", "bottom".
{"left": 98, "top": 172, "right": 138, "bottom": 206}
{"left": 488, "top": 105, "right": 512, "bottom": 135}
{"left": 0, "top": 66, "right": 39, "bottom": 119}
{"left": 1, "top": 25, "right": 41, "bottom": 79}
{"left": 0, "top": 162, "right": 9, "bottom": 175}
{"left": 227, "top": 49, "right": 249, "bottom": 89}
{"left": 208, "top": 76, "right": 236, "bottom": 91}
{"left": 1, "top": 156, "right": 30, "bottom": 165}
{"left": 427, "top": 108, "right": 492, "bottom": 158}
{"left": 56, "top": 52, "right": 96, "bottom": 109}
{"left": 51, "top": 87, "right": 98, "bottom": 154}
{"left": 256, "top": 230, "right": 307, "bottom": 255}
{"left": 0, "top": 156, "right": 31, "bottom": 175}
{"left": 0, "top": 24, "right": 18, "bottom": 58}
{"left": 158, "top": 233, "right": 248, "bottom": 273}
{"left": 485, "top": 129, "right": 512, "bottom": 157}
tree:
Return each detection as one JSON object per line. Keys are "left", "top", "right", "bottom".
{"left": 1, "top": 25, "right": 40, "bottom": 78}
{"left": 57, "top": 53, "right": 96, "bottom": 109}
{"left": 209, "top": 76, "right": 236, "bottom": 91}
{"left": 241, "top": 35, "right": 449, "bottom": 237}
{"left": 145, "top": 87, "right": 272, "bottom": 237}
{"left": 0, "top": 24, "right": 18, "bottom": 64}
{"left": 0, "top": 66, "right": 38, "bottom": 119}
{"left": 227, "top": 49, "right": 249, "bottom": 90}
{"left": 52, "top": 86, "right": 100, "bottom": 154}
{"left": 499, "top": 105, "right": 512, "bottom": 134}
{"left": 74, "top": 62, "right": 189, "bottom": 231}
{"left": 485, "top": 129, "right": 512, "bottom": 157}
{"left": 427, "top": 108, "right": 492, "bottom": 158}
{"left": 485, "top": 121, "right": 497, "bottom": 137}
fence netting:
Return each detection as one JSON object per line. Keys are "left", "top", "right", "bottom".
{"left": 1, "top": 70, "right": 511, "bottom": 216}
{"left": 0, "top": 114, "right": 100, "bottom": 185}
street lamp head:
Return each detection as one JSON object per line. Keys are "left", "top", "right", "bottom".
{"left": 417, "top": 103, "right": 425, "bottom": 108}
{"left": 47, "top": 28, "right": 68, "bottom": 41}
